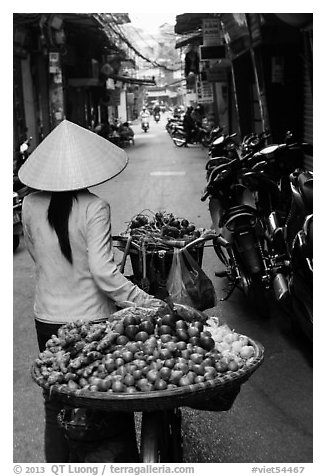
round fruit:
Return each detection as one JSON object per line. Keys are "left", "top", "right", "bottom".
{"left": 224, "top": 333, "right": 237, "bottom": 344}
{"left": 146, "top": 369, "right": 160, "bottom": 383}
{"left": 176, "top": 329, "right": 189, "bottom": 342}
{"left": 115, "top": 357, "right": 125, "bottom": 367}
{"left": 192, "top": 364, "right": 205, "bottom": 376}
{"left": 135, "top": 331, "right": 149, "bottom": 342}
{"left": 137, "top": 379, "right": 153, "bottom": 392}
{"left": 126, "top": 342, "right": 139, "bottom": 353}
{"left": 132, "top": 369, "right": 143, "bottom": 380}
{"left": 124, "top": 374, "right": 135, "bottom": 387}
{"left": 112, "top": 349, "right": 123, "bottom": 359}
{"left": 125, "top": 325, "right": 139, "bottom": 340}
{"left": 189, "top": 336, "right": 200, "bottom": 346}
{"left": 190, "top": 353, "right": 204, "bottom": 364}
{"left": 181, "top": 349, "right": 191, "bottom": 359}
{"left": 231, "top": 340, "right": 245, "bottom": 353}
{"left": 194, "top": 375, "right": 205, "bottom": 383}
{"left": 116, "top": 335, "right": 129, "bottom": 346}
{"left": 112, "top": 381, "right": 126, "bottom": 393}
{"left": 164, "top": 358, "right": 175, "bottom": 369}
{"left": 158, "top": 325, "right": 174, "bottom": 336}
{"left": 123, "top": 314, "right": 138, "bottom": 327}
{"left": 179, "top": 375, "right": 192, "bottom": 386}
{"left": 139, "top": 320, "right": 155, "bottom": 334}
{"left": 96, "top": 379, "right": 108, "bottom": 392}
{"left": 121, "top": 351, "right": 134, "bottom": 363}
{"left": 175, "top": 320, "right": 187, "bottom": 330}
{"left": 215, "top": 358, "right": 229, "bottom": 372}
{"left": 113, "top": 322, "right": 124, "bottom": 334}
{"left": 228, "top": 360, "right": 239, "bottom": 371}
{"left": 199, "top": 335, "right": 215, "bottom": 351}
{"left": 154, "top": 379, "right": 168, "bottom": 391}
{"left": 160, "top": 367, "right": 172, "bottom": 381}
{"left": 169, "top": 370, "right": 184, "bottom": 385}
{"left": 161, "top": 314, "right": 178, "bottom": 327}
{"left": 194, "top": 346, "right": 206, "bottom": 355}
{"left": 239, "top": 345, "right": 255, "bottom": 359}
{"left": 126, "top": 386, "right": 137, "bottom": 393}
{"left": 202, "top": 357, "right": 216, "bottom": 367}
{"left": 164, "top": 341, "right": 178, "bottom": 353}
{"left": 193, "top": 321, "right": 204, "bottom": 332}
{"left": 133, "top": 359, "right": 147, "bottom": 369}
{"left": 188, "top": 326, "right": 200, "bottom": 338}
{"left": 104, "top": 359, "right": 116, "bottom": 373}
{"left": 159, "top": 348, "right": 172, "bottom": 360}
{"left": 160, "top": 334, "right": 173, "bottom": 344}
{"left": 176, "top": 341, "right": 187, "bottom": 351}
{"left": 174, "top": 362, "right": 188, "bottom": 373}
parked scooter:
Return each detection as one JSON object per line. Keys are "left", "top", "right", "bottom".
{"left": 202, "top": 154, "right": 291, "bottom": 311}
{"left": 286, "top": 169, "right": 313, "bottom": 341}
{"left": 166, "top": 116, "right": 183, "bottom": 136}
{"left": 13, "top": 191, "right": 23, "bottom": 251}
{"left": 171, "top": 123, "right": 211, "bottom": 148}
{"left": 13, "top": 137, "right": 32, "bottom": 251}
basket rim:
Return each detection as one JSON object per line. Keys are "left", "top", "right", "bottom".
{"left": 31, "top": 338, "right": 264, "bottom": 409}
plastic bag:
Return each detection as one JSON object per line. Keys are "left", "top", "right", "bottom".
{"left": 166, "top": 248, "right": 217, "bottom": 311}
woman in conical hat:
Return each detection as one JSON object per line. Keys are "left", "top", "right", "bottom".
{"left": 19, "top": 120, "right": 164, "bottom": 462}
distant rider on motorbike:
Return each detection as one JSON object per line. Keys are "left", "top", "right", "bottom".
{"left": 140, "top": 106, "right": 150, "bottom": 122}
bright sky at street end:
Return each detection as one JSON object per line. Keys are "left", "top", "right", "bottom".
{"left": 128, "top": 12, "right": 181, "bottom": 34}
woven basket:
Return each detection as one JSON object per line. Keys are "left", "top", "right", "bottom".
{"left": 31, "top": 339, "right": 264, "bottom": 413}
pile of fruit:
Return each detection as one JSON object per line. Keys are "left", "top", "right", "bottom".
{"left": 125, "top": 210, "right": 203, "bottom": 247}
{"left": 33, "top": 306, "right": 257, "bottom": 394}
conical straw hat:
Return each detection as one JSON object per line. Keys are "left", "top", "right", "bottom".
{"left": 18, "top": 120, "right": 129, "bottom": 191}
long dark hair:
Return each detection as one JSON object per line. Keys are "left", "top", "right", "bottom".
{"left": 48, "top": 191, "right": 77, "bottom": 264}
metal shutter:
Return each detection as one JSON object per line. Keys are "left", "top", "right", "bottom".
{"left": 303, "top": 29, "right": 313, "bottom": 171}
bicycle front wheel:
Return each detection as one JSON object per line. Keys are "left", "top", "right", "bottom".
{"left": 140, "top": 409, "right": 183, "bottom": 463}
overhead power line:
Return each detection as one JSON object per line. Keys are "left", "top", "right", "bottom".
{"left": 96, "top": 13, "right": 181, "bottom": 73}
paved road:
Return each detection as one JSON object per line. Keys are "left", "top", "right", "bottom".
{"left": 13, "top": 115, "right": 313, "bottom": 463}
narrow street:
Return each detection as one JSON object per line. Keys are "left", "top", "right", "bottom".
{"left": 13, "top": 114, "right": 313, "bottom": 463}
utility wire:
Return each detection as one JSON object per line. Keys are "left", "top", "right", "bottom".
{"left": 97, "top": 13, "right": 180, "bottom": 72}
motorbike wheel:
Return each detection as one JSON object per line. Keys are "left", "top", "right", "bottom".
{"left": 140, "top": 409, "right": 183, "bottom": 463}
{"left": 246, "top": 275, "right": 270, "bottom": 316}
{"left": 13, "top": 234, "right": 20, "bottom": 252}
{"left": 172, "top": 132, "right": 186, "bottom": 147}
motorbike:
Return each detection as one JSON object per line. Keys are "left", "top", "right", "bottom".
{"left": 171, "top": 123, "right": 210, "bottom": 148}
{"left": 166, "top": 116, "right": 184, "bottom": 136}
{"left": 13, "top": 191, "right": 23, "bottom": 251}
{"left": 141, "top": 120, "right": 149, "bottom": 133}
{"left": 201, "top": 154, "right": 291, "bottom": 311}
{"left": 285, "top": 169, "right": 313, "bottom": 341}
{"left": 154, "top": 112, "right": 161, "bottom": 123}
{"left": 13, "top": 137, "right": 32, "bottom": 251}
{"left": 208, "top": 132, "right": 240, "bottom": 160}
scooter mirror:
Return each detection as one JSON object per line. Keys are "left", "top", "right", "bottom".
{"left": 20, "top": 143, "right": 29, "bottom": 153}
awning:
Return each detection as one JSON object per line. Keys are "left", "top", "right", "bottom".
{"left": 68, "top": 76, "right": 156, "bottom": 87}
{"left": 175, "top": 13, "right": 216, "bottom": 35}
{"left": 176, "top": 32, "right": 202, "bottom": 49}
{"left": 108, "top": 75, "right": 156, "bottom": 85}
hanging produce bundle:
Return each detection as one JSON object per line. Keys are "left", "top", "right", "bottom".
{"left": 123, "top": 210, "right": 204, "bottom": 249}
{"left": 33, "top": 305, "right": 259, "bottom": 394}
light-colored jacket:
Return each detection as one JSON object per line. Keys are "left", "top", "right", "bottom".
{"left": 22, "top": 190, "right": 150, "bottom": 324}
